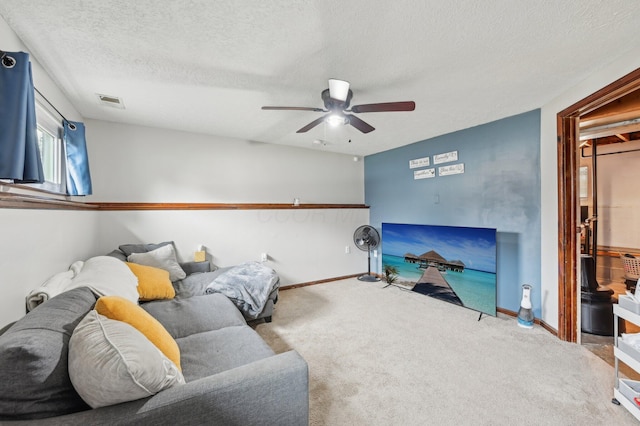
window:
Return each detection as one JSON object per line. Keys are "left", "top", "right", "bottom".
{"left": 37, "top": 126, "right": 61, "bottom": 184}
{"left": 31, "top": 103, "right": 66, "bottom": 193}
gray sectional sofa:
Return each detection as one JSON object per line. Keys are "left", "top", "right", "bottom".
{"left": 0, "top": 285, "right": 309, "bottom": 424}
{"left": 107, "top": 243, "right": 280, "bottom": 323}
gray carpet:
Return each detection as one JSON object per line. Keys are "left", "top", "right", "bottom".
{"left": 254, "top": 278, "right": 637, "bottom": 425}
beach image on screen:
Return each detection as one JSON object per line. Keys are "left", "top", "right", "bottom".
{"left": 382, "top": 222, "right": 497, "bottom": 316}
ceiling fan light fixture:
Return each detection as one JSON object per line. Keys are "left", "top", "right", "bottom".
{"left": 262, "top": 80, "right": 414, "bottom": 134}
{"left": 328, "top": 79, "right": 350, "bottom": 102}
{"left": 326, "top": 113, "right": 349, "bottom": 127}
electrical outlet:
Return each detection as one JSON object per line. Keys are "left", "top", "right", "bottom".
{"left": 345, "top": 245, "right": 350, "bottom": 254}
{"left": 373, "top": 249, "right": 378, "bottom": 258}
{"left": 261, "top": 253, "right": 268, "bottom": 262}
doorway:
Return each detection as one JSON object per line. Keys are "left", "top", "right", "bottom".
{"left": 557, "top": 67, "right": 640, "bottom": 342}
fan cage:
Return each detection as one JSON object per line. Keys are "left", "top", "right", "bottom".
{"left": 353, "top": 226, "right": 380, "bottom": 250}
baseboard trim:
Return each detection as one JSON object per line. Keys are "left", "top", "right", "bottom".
{"left": 281, "top": 274, "right": 364, "bottom": 290}
{"left": 497, "top": 307, "right": 558, "bottom": 336}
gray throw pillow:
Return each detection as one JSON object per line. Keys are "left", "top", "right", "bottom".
{"left": 0, "top": 287, "right": 96, "bottom": 420}
{"left": 105, "top": 249, "right": 127, "bottom": 261}
{"left": 119, "top": 241, "right": 174, "bottom": 257}
{"left": 69, "top": 311, "right": 184, "bottom": 408}
{"left": 127, "top": 244, "right": 186, "bottom": 282}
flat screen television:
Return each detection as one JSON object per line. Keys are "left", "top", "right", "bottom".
{"left": 382, "top": 223, "right": 497, "bottom": 316}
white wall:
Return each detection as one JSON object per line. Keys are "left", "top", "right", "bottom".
{"left": 84, "top": 119, "right": 368, "bottom": 285}
{"left": 0, "top": 16, "right": 100, "bottom": 327}
{"left": 96, "top": 209, "right": 368, "bottom": 286}
{"left": 84, "top": 119, "right": 364, "bottom": 204}
{"left": 539, "top": 47, "right": 640, "bottom": 330}
{"left": 0, "top": 210, "right": 99, "bottom": 326}
{"left": 0, "top": 114, "right": 367, "bottom": 328}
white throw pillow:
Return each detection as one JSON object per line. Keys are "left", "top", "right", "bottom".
{"left": 68, "top": 310, "right": 184, "bottom": 409}
{"left": 71, "top": 256, "right": 139, "bottom": 304}
{"left": 127, "top": 244, "right": 186, "bottom": 281}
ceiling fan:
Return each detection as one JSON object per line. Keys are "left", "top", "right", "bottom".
{"left": 262, "top": 79, "right": 415, "bottom": 134}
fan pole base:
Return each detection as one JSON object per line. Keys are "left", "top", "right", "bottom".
{"left": 358, "top": 274, "right": 381, "bottom": 282}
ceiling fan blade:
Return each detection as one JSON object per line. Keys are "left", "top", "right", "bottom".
{"left": 350, "top": 101, "right": 416, "bottom": 113}
{"left": 345, "top": 114, "right": 375, "bottom": 133}
{"left": 262, "top": 106, "right": 325, "bottom": 112}
{"left": 296, "top": 115, "right": 329, "bottom": 133}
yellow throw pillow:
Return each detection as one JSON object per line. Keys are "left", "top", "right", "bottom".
{"left": 95, "top": 296, "right": 181, "bottom": 370}
{"left": 125, "top": 262, "right": 175, "bottom": 301}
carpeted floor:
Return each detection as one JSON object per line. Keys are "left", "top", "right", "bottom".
{"left": 254, "top": 278, "right": 637, "bottom": 425}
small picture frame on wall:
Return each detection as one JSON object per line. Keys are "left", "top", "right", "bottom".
{"left": 433, "top": 151, "right": 458, "bottom": 165}
{"left": 414, "top": 168, "right": 436, "bottom": 180}
{"left": 409, "top": 156, "right": 430, "bottom": 169}
{"left": 439, "top": 163, "right": 464, "bottom": 176}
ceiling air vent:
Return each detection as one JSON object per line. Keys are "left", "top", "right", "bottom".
{"left": 96, "top": 93, "right": 125, "bottom": 109}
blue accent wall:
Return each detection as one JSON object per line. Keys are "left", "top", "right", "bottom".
{"left": 365, "top": 110, "right": 541, "bottom": 316}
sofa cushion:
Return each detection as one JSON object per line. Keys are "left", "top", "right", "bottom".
{"left": 126, "top": 262, "right": 175, "bottom": 301}
{"left": 142, "top": 293, "right": 246, "bottom": 339}
{"left": 176, "top": 326, "right": 275, "bottom": 382}
{"left": 96, "top": 296, "right": 181, "bottom": 370}
{"left": 69, "top": 311, "right": 184, "bottom": 408}
{"left": 127, "top": 244, "right": 186, "bottom": 281}
{"left": 0, "top": 287, "right": 96, "bottom": 420}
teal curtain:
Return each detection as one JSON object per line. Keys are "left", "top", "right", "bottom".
{"left": 64, "top": 121, "right": 92, "bottom": 195}
{"left": 0, "top": 50, "right": 44, "bottom": 183}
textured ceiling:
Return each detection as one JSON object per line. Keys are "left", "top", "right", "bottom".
{"left": 1, "top": 0, "right": 639, "bottom": 156}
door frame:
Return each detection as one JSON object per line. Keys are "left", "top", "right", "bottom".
{"left": 556, "top": 67, "right": 640, "bottom": 342}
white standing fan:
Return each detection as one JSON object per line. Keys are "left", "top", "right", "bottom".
{"left": 353, "top": 225, "right": 381, "bottom": 282}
